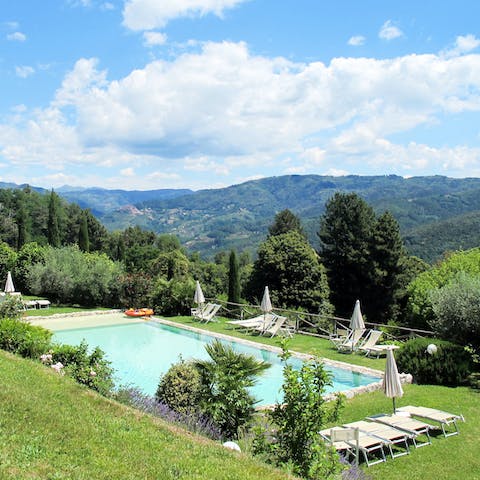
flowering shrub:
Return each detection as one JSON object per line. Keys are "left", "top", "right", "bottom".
{"left": 115, "top": 387, "right": 221, "bottom": 440}
{"left": 50, "top": 341, "right": 114, "bottom": 396}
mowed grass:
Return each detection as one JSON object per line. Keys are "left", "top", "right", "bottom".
{"left": 169, "top": 315, "right": 386, "bottom": 370}
{"left": 0, "top": 351, "right": 297, "bottom": 480}
{"left": 327, "top": 384, "right": 480, "bottom": 480}
{"left": 22, "top": 304, "right": 112, "bottom": 318}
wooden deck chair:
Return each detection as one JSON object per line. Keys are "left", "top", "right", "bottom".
{"left": 344, "top": 420, "right": 411, "bottom": 458}
{"left": 396, "top": 406, "right": 465, "bottom": 437}
{"left": 368, "top": 414, "right": 435, "bottom": 448}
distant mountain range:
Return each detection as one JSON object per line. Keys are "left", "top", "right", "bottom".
{"left": 3, "top": 175, "right": 480, "bottom": 262}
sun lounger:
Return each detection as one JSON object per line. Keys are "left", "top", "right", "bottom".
{"left": 192, "top": 303, "right": 221, "bottom": 323}
{"left": 227, "top": 313, "right": 276, "bottom": 330}
{"left": 343, "top": 420, "right": 411, "bottom": 458}
{"left": 396, "top": 406, "right": 465, "bottom": 437}
{"left": 37, "top": 299, "right": 51, "bottom": 308}
{"left": 368, "top": 414, "right": 435, "bottom": 447}
{"left": 336, "top": 328, "right": 365, "bottom": 353}
{"left": 23, "top": 300, "right": 38, "bottom": 310}
{"left": 320, "top": 427, "right": 387, "bottom": 466}
{"left": 358, "top": 330, "right": 383, "bottom": 357}
{"left": 254, "top": 315, "right": 288, "bottom": 337}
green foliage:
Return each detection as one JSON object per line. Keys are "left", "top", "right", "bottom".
{"left": 227, "top": 250, "right": 241, "bottom": 310}
{"left": 429, "top": 273, "right": 480, "bottom": 349}
{"left": 13, "top": 242, "right": 46, "bottom": 294}
{"left": 78, "top": 212, "right": 90, "bottom": 252}
{"left": 27, "top": 246, "right": 123, "bottom": 306}
{"left": 254, "top": 342, "right": 343, "bottom": 479}
{"left": 152, "top": 249, "right": 189, "bottom": 280}
{"left": 47, "top": 190, "right": 61, "bottom": 247}
{"left": 50, "top": 341, "right": 114, "bottom": 396}
{"left": 0, "top": 296, "right": 24, "bottom": 320}
{"left": 0, "top": 242, "right": 17, "bottom": 282}
{"left": 119, "top": 272, "right": 153, "bottom": 308}
{"left": 194, "top": 339, "right": 270, "bottom": 439}
{"left": 247, "top": 230, "right": 332, "bottom": 313}
{"left": 268, "top": 209, "right": 305, "bottom": 237}
{"left": 396, "top": 338, "right": 472, "bottom": 386}
{"left": 150, "top": 278, "right": 195, "bottom": 316}
{"left": 156, "top": 359, "right": 203, "bottom": 414}
{"left": 407, "top": 248, "right": 480, "bottom": 329}
{"left": 0, "top": 318, "right": 52, "bottom": 358}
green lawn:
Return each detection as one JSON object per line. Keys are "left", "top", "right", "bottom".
{"left": 22, "top": 304, "right": 112, "bottom": 318}
{"left": 169, "top": 315, "right": 386, "bottom": 370}
{"left": 0, "top": 351, "right": 297, "bottom": 480}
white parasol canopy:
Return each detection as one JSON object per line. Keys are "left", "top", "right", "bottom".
{"left": 260, "top": 286, "right": 272, "bottom": 313}
{"left": 349, "top": 299, "right": 365, "bottom": 330}
{"left": 382, "top": 346, "right": 404, "bottom": 413}
{"left": 4, "top": 271, "right": 15, "bottom": 293}
{"left": 193, "top": 280, "right": 205, "bottom": 305}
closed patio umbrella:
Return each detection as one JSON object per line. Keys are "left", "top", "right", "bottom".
{"left": 260, "top": 286, "right": 272, "bottom": 313}
{"left": 382, "top": 346, "right": 404, "bottom": 413}
{"left": 349, "top": 299, "right": 365, "bottom": 330}
{"left": 4, "top": 271, "right": 15, "bottom": 294}
{"left": 193, "top": 280, "right": 205, "bottom": 306}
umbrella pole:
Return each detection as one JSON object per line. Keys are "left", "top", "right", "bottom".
{"left": 393, "top": 397, "right": 396, "bottom": 414}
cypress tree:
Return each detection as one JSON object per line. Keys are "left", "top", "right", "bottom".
{"left": 78, "top": 212, "right": 90, "bottom": 252}
{"left": 47, "top": 190, "right": 60, "bottom": 247}
{"left": 228, "top": 250, "right": 241, "bottom": 307}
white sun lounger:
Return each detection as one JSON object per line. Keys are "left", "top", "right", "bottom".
{"left": 193, "top": 303, "right": 221, "bottom": 323}
{"left": 343, "top": 420, "right": 411, "bottom": 458}
{"left": 320, "top": 426, "right": 387, "bottom": 466}
{"left": 368, "top": 414, "right": 435, "bottom": 448}
{"left": 396, "top": 406, "right": 465, "bottom": 437}
{"left": 336, "top": 328, "right": 366, "bottom": 353}
{"left": 358, "top": 330, "right": 383, "bottom": 357}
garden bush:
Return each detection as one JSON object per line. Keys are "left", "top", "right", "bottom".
{"left": 156, "top": 359, "right": 203, "bottom": 414}
{"left": 0, "top": 296, "right": 24, "bottom": 320}
{"left": 396, "top": 337, "right": 472, "bottom": 386}
{"left": 253, "top": 342, "right": 343, "bottom": 480}
{"left": 49, "top": 341, "right": 114, "bottom": 396}
{"left": 0, "top": 318, "right": 52, "bottom": 358}
{"left": 150, "top": 278, "right": 195, "bottom": 316}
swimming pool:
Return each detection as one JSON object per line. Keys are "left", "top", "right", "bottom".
{"left": 53, "top": 321, "right": 381, "bottom": 405}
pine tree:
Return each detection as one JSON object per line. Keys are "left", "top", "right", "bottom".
{"left": 78, "top": 212, "right": 90, "bottom": 252}
{"left": 368, "top": 212, "right": 406, "bottom": 323}
{"left": 268, "top": 209, "right": 305, "bottom": 237}
{"left": 228, "top": 250, "right": 241, "bottom": 307}
{"left": 47, "top": 190, "right": 60, "bottom": 247}
{"left": 318, "top": 192, "right": 375, "bottom": 318}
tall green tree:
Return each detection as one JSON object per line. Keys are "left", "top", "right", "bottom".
{"left": 227, "top": 250, "right": 241, "bottom": 307}
{"left": 47, "top": 190, "right": 60, "bottom": 247}
{"left": 78, "top": 213, "right": 90, "bottom": 252}
{"left": 318, "top": 192, "right": 375, "bottom": 318}
{"left": 368, "top": 211, "right": 406, "bottom": 323}
{"left": 246, "top": 231, "right": 331, "bottom": 313}
{"left": 15, "top": 196, "right": 28, "bottom": 250}
{"left": 268, "top": 209, "right": 305, "bottom": 237}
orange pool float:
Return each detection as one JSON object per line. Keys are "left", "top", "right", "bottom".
{"left": 125, "top": 308, "right": 154, "bottom": 318}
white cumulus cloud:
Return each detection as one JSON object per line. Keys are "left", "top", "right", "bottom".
{"left": 15, "top": 66, "right": 35, "bottom": 78}
{"left": 7, "top": 31, "right": 26, "bottom": 42}
{"left": 348, "top": 35, "right": 365, "bottom": 47}
{"left": 442, "top": 34, "right": 480, "bottom": 58}
{"left": 143, "top": 31, "right": 167, "bottom": 46}
{"left": 379, "top": 20, "right": 403, "bottom": 41}
{"left": 123, "top": 0, "right": 248, "bottom": 30}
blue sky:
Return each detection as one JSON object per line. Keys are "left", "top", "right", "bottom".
{"left": 1, "top": 0, "right": 480, "bottom": 190}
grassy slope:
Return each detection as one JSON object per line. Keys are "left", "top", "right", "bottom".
{"left": 0, "top": 351, "right": 296, "bottom": 480}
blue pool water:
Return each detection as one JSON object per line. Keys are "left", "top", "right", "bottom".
{"left": 54, "top": 321, "right": 380, "bottom": 405}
